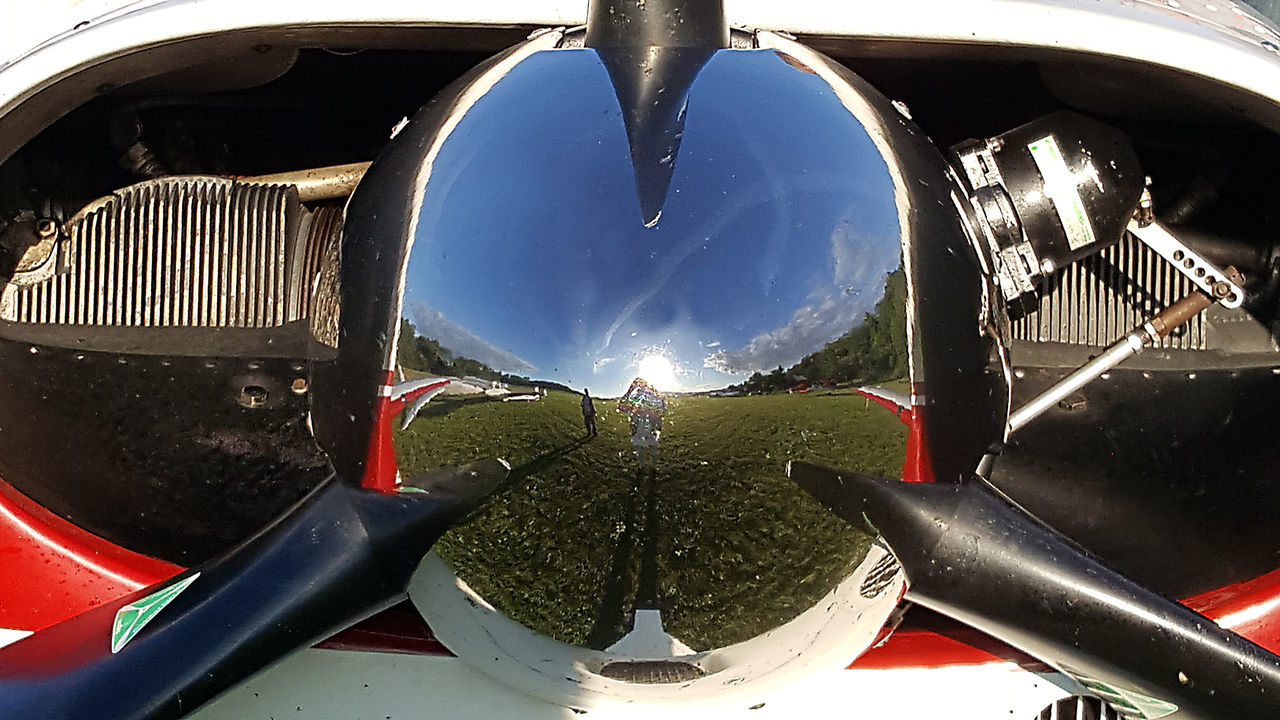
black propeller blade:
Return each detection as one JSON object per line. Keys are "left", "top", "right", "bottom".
{"left": 789, "top": 460, "right": 1280, "bottom": 719}
{"left": 0, "top": 459, "right": 507, "bottom": 720}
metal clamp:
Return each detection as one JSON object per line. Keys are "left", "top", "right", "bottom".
{"left": 953, "top": 138, "right": 1042, "bottom": 304}
{"left": 1127, "top": 219, "right": 1245, "bottom": 308}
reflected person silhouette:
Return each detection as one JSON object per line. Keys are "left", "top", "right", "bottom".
{"left": 581, "top": 388, "right": 598, "bottom": 437}
{"left": 619, "top": 378, "right": 664, "bottom": 470}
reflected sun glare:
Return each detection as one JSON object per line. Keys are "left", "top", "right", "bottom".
{"left": 637, "top": 354, "right": 677, "bottom": 391}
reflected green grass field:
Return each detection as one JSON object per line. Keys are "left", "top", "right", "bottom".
{"left": 393, "top": 389, "right": 906, "bottom": 650}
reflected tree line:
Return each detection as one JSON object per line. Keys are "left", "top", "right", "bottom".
{"left": 736, "top": 268, "right": 907, "bottom": 395}
{"left": 397, "top": 319, "right": 505, "bottom": 381}
{"left": 396, "top": 319, "right": 577, "bottom": 392}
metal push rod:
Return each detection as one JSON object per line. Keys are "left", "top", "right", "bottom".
{"left": 1007, "top": 287, "right": 1219, "bottom": 433}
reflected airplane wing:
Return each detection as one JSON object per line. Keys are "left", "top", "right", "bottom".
{"left": 397, "top": 377, "right": 535, "bottom": 427}
{"left": 857, "top": 385, "right": 933, "bottom": 483}
{"left": 390, "top": 377, "right": 452, "bottom": 430}
{"left": 856, "top": 385, "right": 912, "bottom": 415}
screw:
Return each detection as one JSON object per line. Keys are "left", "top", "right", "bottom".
{"left": 1212, "top": 281, "right": 1233, "bottom": 299}
{"left": 291, "top": 378, "right": 308, "bottom": 395}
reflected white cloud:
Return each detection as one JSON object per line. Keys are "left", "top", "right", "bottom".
{"left": 703, "top": 293, "right": 860, "bottom": 374}
{"left": 594, "top": 174, "right": 856, "bottom": 358}
{"left": 410, "top": 303, "right": 537, "bottom": 375}
{"left": 702, "top": 220, "right": 898, "bottom": 376}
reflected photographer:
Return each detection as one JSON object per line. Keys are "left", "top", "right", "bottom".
{"left": 619, "top": 378, "right": 665, "bottom": 470}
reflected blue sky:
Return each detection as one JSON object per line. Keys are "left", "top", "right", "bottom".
{"left": 404, "top": 48, "right": 901, "bottom": 396}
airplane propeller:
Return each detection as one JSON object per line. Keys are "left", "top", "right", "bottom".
{"left": 788, "top": 460, "right": 1280, "bottom": 719}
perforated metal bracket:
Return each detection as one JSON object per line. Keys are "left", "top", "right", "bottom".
{"left": 1127, "top": 219, "right": 1245, "bottom": 309}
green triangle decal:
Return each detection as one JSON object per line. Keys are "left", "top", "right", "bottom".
{"left": 1069, "top": 668, "right": 1179, "bottom": 719}
{"left": 110, "top": 572, "right": 200, "bottom": 654}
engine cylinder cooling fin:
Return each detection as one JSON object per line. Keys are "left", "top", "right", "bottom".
{"left": 1011, "top": 232, "right": 1206, "bottom": 351}
{"left": 0, "top": 177, "right": 323, "bottom": 329}
{"left": 303, "top": 205, "right": 342, "bottom": 348}
{"left": 1035, "top": 696, "right": 1122, "bottom": 720}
